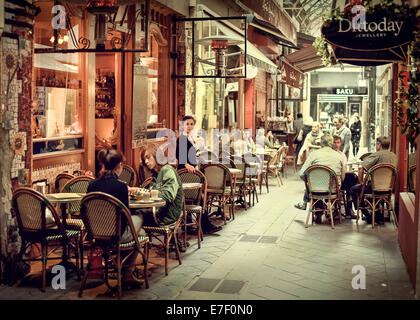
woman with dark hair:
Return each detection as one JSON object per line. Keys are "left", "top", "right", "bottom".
{"left": 87, "top": 149, "right": 143, "bottom": 289}
{"left": 140, "top": 143, "right": 184, "bottom": 227}
{"left": 350, "top": 115, "right": 361, "bottom": 157}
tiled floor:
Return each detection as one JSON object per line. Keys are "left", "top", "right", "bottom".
{"left": 0, "top": 170, "right": 416, "bottom": 300}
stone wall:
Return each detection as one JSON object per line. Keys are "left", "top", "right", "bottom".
{"left": 0, "top": 0, "right": 34, "bottom": 282}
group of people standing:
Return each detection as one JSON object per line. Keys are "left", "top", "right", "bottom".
{"left": 294, "top": 113, "right": 362, "bottom": 166}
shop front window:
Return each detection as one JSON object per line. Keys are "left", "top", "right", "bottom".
{"left": 33, "top": 2, "right": 84, "bottom": 155}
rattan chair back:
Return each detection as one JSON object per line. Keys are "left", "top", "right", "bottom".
{"left": 408, "top": 165, "right": 416, "bottom": 193}
{"left": 55, "top": 173, "right": 75, "bottom": 193}
{"left": 177, "top": 169, "right": 207, "bottom": 205}
{"left": 80, "top": 192, "right": 131, "bottom": 242}
{"left": 201, "top": 163, "right": 228, "bottom": 190}
{"left": 141, "top": 176, "right": 153, "bottom": 188}
{"left": 304, "top": 165, "right": 339, "bottom": 194}
{"left": 359, "top": 152, "right": 372, "bottom": 161}
{"left": 119, "top": 164, "right": 137, "bottom": 187}
{"left": 362, "top": 163, "right": 396, "bottom": 195}
{"left": 12, "top": 187, "right": 66, "bottom": 239}
{"left": 63, "top": 175, "right": 94, "bottom": 215}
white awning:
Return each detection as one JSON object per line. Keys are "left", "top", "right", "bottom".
{"left": 216, "top": 22, "right": 278, "bottom": 74}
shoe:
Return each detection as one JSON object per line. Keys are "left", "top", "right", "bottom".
{"left": 314, "top": 214, "right": 322, "bottom": 224}
{"left": 203, "top": 225, "right": 222, "bottom": 234}
{"left": 169, "top": 240, "right": 186, "bottom": 252}
{"left": 294, "top": 202, "right": 307, "bottom": 210}
{"left": 122, "top": 272, "right": 143, "bottom": 290}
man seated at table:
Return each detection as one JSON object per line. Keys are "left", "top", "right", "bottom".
{"left": 294, "top": 134, "right": 345, "bottom": 222}
{"left": 264, "top": 130, "right": 275, "bottom": 149}
{"left": 349, "top": 136, "right": 397, "bottom": 224}
{"left": 333, "top": 136, "right": 357, "bottom": 219}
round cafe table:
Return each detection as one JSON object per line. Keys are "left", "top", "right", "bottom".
{"left": 129, "top": 198, "right": 166, "bottom": 209}
{"left": 44, "top": 192, "right": 86, "bottom": 274}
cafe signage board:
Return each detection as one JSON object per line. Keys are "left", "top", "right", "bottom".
{"left": 132, "top": 64, "right": 148, "bottom": 149}
{"left": 280, "top": 60, "right": 303, "bottom": 89}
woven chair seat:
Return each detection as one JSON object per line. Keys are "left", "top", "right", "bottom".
{"left": 119, "top": 235, "right": 149, "bottom": 249}
{"left": 363, "top": 190, "right": 392, "bottom": 196}
{"left": 207, "top": 187, "right": 232, "bottom": 194}
{"left": 46, "top": 230, "right": 80, "bottom": 241}
{"left": 185, "top": 204, "right": 202, "bottom": 213}
{"left": 64, "top": 218, "right": 85, "bottom": 230}
{"left": 311, "top": 191, "right": 338, "bottom": 198}
{"left": 143, "top": 222, "right": 177, "bottom": 234}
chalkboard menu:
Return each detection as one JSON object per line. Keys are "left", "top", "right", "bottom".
{"left": 132, "top": 64, "right": 149, "bottom": 149}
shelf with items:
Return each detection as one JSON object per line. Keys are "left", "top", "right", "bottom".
{"left": 95, "top": 71, "right": 115, "bottom": 119}
{"left": 33, "top": 136, "right": 83, "bottom": 156}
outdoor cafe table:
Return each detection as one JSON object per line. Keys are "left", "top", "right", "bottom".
{"left": 45, "top": 192, "right": 85, "bottom": 273}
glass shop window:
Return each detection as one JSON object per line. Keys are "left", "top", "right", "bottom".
{"left": 33, "top": 1, "right": 84, "bottom": 155}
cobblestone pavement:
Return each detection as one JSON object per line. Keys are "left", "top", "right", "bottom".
{"left": 0, "top": 170, "right": 416, "bottom": 300}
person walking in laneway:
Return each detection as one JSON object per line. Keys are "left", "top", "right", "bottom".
{"left": 350, "top": 115, "right": 361, "bottom": 158}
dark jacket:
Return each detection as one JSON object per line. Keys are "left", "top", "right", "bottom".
{"left": 350, "top": 121, "right": 361, "bottom": 143}
{"left": 87, "top": 171, "right": 129, "bottom": 232}
{"left": 176, "top": 134, "right": 197, "bottom": 169}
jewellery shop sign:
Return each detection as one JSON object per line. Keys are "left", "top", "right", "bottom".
{"left": 321, "top": 7, "right": 416, "bottom": 51}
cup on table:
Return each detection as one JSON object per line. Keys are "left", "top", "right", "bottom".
{"left": 142, "top": 190, "right": 150, "bottom": 201}
{"left": 151, "top": 189, "right": 159, "bottom": 199}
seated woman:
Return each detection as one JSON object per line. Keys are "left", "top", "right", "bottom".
{"left": 87, "top": 149, "right": 143, "bottom": 289}
{"left": 140, "top": 143, "right": 184, "bottom": 228}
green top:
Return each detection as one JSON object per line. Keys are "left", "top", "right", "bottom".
{"left": 152, "top": 164, "right": 183, "bottom": 225}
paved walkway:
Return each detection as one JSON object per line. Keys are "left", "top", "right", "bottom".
{"left": 0, "top": 170, "right": 416, "bottom": 300}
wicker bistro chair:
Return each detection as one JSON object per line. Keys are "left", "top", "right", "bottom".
{"left": 62, "top": 175, "right": 94, "bottom": 222}
{"left": 79, "top": 192, "right": 151, "bottom": 299}
{"left": 54, "top": 172, "right": 75, "bottom": 193}
{"left": 233, "top": 157, "right": 254, "bottom": 210}
{"left": 246, "top": 153, "right": 262, "bottom": 206}
{"left": 177, "top": 168, "right": 207, "bottom": 249}
{"left": 142, "top": 206, "right": 184, "bottom": 276}
{"left": 263, "top": 147, "right": 285, "bottom": 190}
{"left": 201, "top": 163, "right": 235, "bottom": 223}
{"left": 304, "top": 165, "right": 342, "bottom": 229}
{"left": 356, "top": 163, "right": 398, "bottom": 228}
{"left": 141, "top": 176, "right": 153, "bottom": 188}
{"left": 408, "top": 165, "right": 416, "bottom": 193}
{"left": 11, "top": 187, "right": 82, "bottom": 291}
{"left": 119, "top": 164, "right": 138, "bottom": 187}
{"left": 359, "top": 152, "right": 372, "bottom": 161}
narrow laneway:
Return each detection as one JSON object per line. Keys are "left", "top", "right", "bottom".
{"left": 0, "top": 171, "right": 414, "bottom": 300}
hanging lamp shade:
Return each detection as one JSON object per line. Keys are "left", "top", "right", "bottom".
{"left": 196, "top": 35, "right": 244, "bottom": 47}
{"left": 86, "top": 0, "right": 118, "bottom": 15}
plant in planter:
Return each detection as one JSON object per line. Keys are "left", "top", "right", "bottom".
{"left": 395, "top": 36, "right": 420, "bottom": 146}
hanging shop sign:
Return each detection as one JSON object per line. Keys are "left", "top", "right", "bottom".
{"left": 280, "top": 60, "right": 303, "bottom": 89}
{"left": 322, "top": 14, "right": 415, "bottom": 51}
{"left": 317, "top": 2, "right": 418, "bottom": 67}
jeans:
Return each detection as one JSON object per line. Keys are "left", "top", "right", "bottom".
{"left": 120, "top": 215, "right": 143, "bottom": 276}
{"left": 349, "top": 183, "right": 372, "bottom": 216}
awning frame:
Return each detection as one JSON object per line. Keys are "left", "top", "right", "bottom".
{"left": 172, "top": 15, "right": 251, "bottom": 79}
